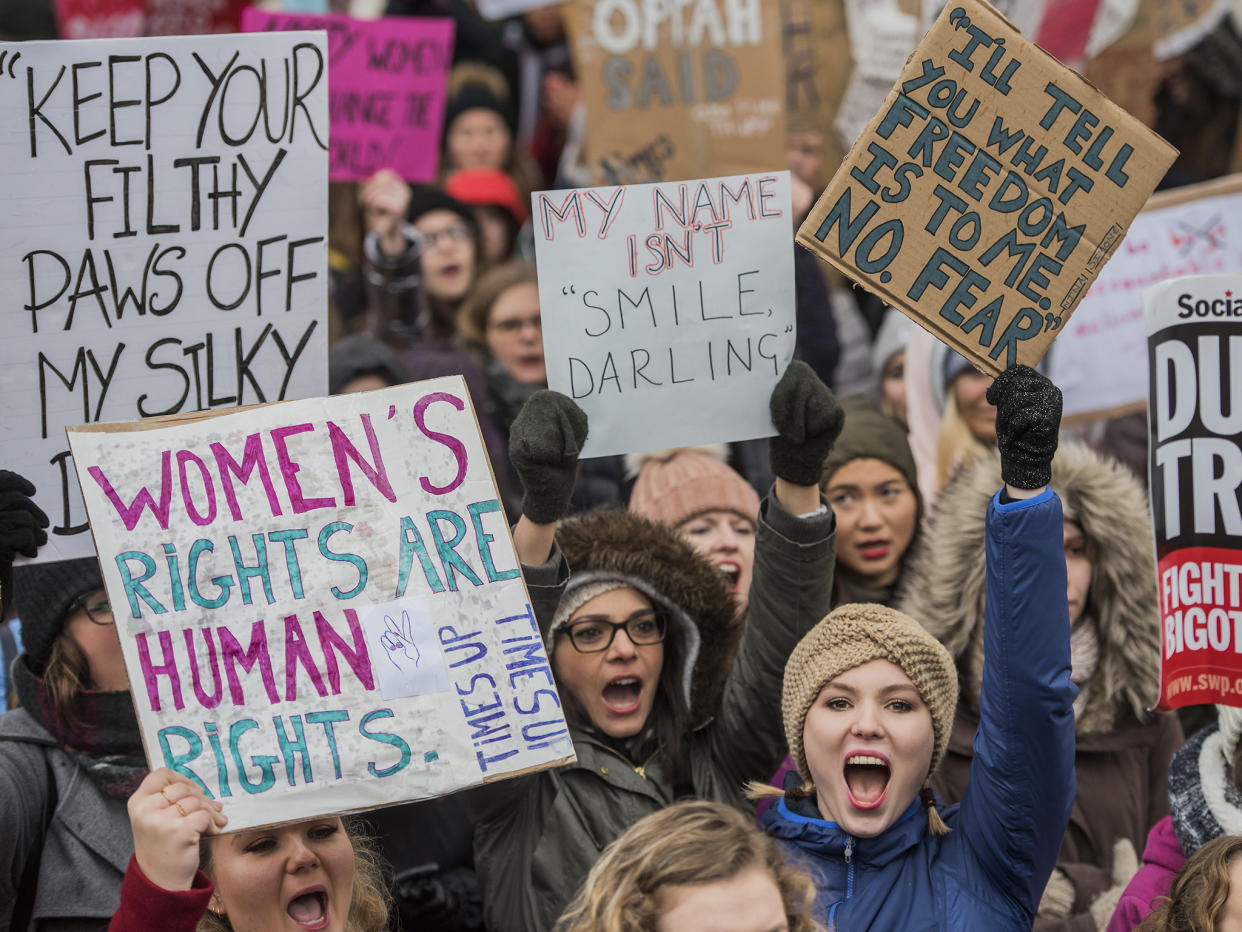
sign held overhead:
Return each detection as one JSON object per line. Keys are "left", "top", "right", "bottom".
{"left": 797, "top": 0, "right": 1178, "bottom": 375}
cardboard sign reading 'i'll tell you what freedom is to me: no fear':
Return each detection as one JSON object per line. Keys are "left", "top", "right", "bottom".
{"left": 67, "top": 377, "right": 575, "bottom": 831}
{"left": 797, "top": 0, "right": 1178, "bottom": 375}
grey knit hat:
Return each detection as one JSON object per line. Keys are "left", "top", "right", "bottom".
{"left": 13, "top": 557, "right": 105, "bottom": 672}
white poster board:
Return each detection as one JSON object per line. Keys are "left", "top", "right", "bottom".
{"left": 532, "top": 172, "right": 797, "bottom": 458}
{"left": 1050, "top": 175, "right": 1242, "bottom": 421}
{"left": 0, "top": 33, "right": 330, "bottom": 563}
{"left": 68, "top": 377, "right": 574, "bottom": 831}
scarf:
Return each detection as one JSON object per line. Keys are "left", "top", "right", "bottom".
{"left": 1069, "top": 621, "right": 1099, "bottom": 721}
{"left": 832, "top": 566, "right": 899, "bottom": 611}
{"left": 1168, "top": 723, "right": 1242, "bottom": 857}
{"left": 12, "top": 655, "right": 148, "bottom": 799}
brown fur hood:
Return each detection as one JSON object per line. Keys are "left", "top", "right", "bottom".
{"left": 898, "top": 442, "right": 1161, "bottom": 735}
{"left": 554, "top": 507, "right": 743, "bottom": 723}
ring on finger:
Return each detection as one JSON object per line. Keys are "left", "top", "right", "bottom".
{"left": 160, "top": 788, "right": 175, "bottom": 806}
{"left": 176, "top": 800, "right": 189, "bottom": 817}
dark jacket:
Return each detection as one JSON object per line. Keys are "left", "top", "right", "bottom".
{"left": 469, "top": 493, "right": 836, "bottom": 931}
{"left": 0, "top": 710, "right": 133, "bottom": 932}
{"left": 901, "top": 444, "right": 1179, "bottom": 930}
{"left": 762, "top": 488, "right": 1077, "bottom": 930}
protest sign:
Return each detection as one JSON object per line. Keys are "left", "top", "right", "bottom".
{"left": 532, "top": 172, "right": 797, "bottom": 458}
{"left": 568, "top": 0, "right": 787, "bottom": 185}
{"left": 477, "top": 0, "right": 554, "bottom": 22}
{"left": 1050, "top": 174, "right": 1242, "bottom": 421}
{"left": 144, "top": 0, "right": 248, "bottom": 35}
{"left": 53, "top": 0, "right": 145, "bottom": 39}
{"left": 67, "top": 376, "right": 575, "bottom": 830}
{"left": 798, "top": 0, "right": 1178, "bottom": 376}
{"left": 0, "top": 33, "right": 329, "bottom": 564}
{"left": 782, "top": 0, "right": 850, "bottom": 150}
{"left": 1145, "top": 274, "right": 1242, "bottom": 709}
{"left": 241, "top": 9, "right": 454, "bottom": 183}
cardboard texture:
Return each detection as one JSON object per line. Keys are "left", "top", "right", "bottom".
{"left": 797, "top": 0, "right": 1178, "bottom": 376}
{"left": 0, "top": 33, "right": 329, "bottom": 564}
{"left": 1144, "top": 274, "right": 1242, "bottom": 710}
{"left": 782, "top": 0, "right": 851, "bottom": 142}
{"left": 67, "top": 376, "right": 576, "bottom": 831}
{"left": 1050, "top": 173, "right": 1242, "bottom": 421}
{"left": 241, "top": 9, "right": 455, "bottom": 183}
{"left": 569, "top": 0, "right": 787, "bottom": 184}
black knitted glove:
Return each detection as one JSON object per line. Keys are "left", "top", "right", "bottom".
{"left": 0, "top": 470, "right": 49, "bottom": 564}
{"left": 769, "top": 361, "right": 845, "bottom": 487}
{"left": 986, "top": 365, "right": 1062, "bottom": 490}
{"left": 509, "top": 391, "right": 589, "bottom": 524}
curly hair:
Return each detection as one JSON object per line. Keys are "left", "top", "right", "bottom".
{"left": 556, "top": 800, "right": 824, "bottom": 932}
{"left": 1140, "top": 834, "right": 1242, "bottom": 932}
{"left": 196, "top": 818, "right": 390, "bottom": 932}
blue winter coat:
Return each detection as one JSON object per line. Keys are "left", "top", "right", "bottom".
{"left": 761, "top": 489, "right": 1077, "bottom": 930}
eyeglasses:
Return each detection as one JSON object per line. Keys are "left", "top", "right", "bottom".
{"left": 563, "top": 610, "right": 667, "bottom": 653}
{"left": 74, "top": 594, "right": 115, "bottom": 626}
{"left": 418, "top": 224, "right": 472, "bottom": 250}
{"left": 488, "top": 314, "right": 541, "bottom": 335}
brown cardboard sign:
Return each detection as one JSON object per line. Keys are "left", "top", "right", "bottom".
{"left": 796, "top": 0, "right": 1178, "bottom": 374}
{"left": 569, "top": 0, "right": 787, "bottom": 185}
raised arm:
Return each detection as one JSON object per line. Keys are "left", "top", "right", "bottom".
{"left": 954, "top": 366, "right": 1077, "bottom": 915}
{"left": 710, "top": 362, "right": 840, "bottom": 786}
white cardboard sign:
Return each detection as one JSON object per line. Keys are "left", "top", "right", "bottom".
{"left": 532, "top": 172, "right": 797, "bottom": 458}
{"left": 0, "top": 33, "right": 330, "bottom": 563}
{"left": 68, "top": 377, "right": 574, "bottom": 831}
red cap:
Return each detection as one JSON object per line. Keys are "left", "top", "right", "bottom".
{"left": 444, "top": 169, "right": 527, "bottom": 226}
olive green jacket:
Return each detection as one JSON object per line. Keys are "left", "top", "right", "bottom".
{"left": 470, "top": 494, "right": 836, "bottom": 931}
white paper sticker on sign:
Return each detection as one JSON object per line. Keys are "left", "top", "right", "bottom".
{"left": 359, "top": 597, "right": 451, "bottom": 701}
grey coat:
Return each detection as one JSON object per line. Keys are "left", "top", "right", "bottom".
{"left": 470, "top": 495, "right": 836, "bottom": 931}
{"left": 0, "top": 710, "right": 133, "bottom": 932}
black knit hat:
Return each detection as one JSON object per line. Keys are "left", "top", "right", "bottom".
{"left": 443, "top": 80, "right": 517, "bottom": 140}
{"left": 13, "top": 557, "right": 105, "bottom": 673}
{"left": 329, "top": 335, "right": 411, "bottom": 394}
{"left": 405, "top": 185, "right": 477, "bottom": 230}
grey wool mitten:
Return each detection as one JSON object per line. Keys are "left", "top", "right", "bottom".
{"left": 509, "top": 391, "right": 589, "bottom": 524}
{"left": 769, "top": 361, "right": 845, "bottom": 487}
{"left": 987, "top": 364, "right": 1062, "bottom": 490}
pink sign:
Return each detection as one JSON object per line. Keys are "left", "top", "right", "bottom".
{"left": 242, "top": 9, "right": 455, "bottom": 183}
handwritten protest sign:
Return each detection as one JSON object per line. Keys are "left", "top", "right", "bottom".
{"left": 1050, "top": 174, "right": 1242, "bottom": 421}
{"left": 242, "top": 9, "right": 454, "bottom": 183}
{"left": 1145, "top": 275, "right": 1242, "bottom": 709}
{"left": 67, "top": 376, "right": 574, "bottom": 830}
{"left": 0, "top": 34, "right": 329, "bottom": 564}
{"left": 533, "top": 173, "right": 796, "bottom": 458}
{"left": 799, "top": 0, "right": 1178, "bottom": 375}
{"left": 568, "top": 0, "right": 787, "bottom": 185}
{"left": 53, "top": 0, "right": 145, "bottom": 38}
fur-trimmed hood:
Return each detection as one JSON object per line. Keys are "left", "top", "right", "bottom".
{"left": 898, "top": 442, "right": 1161, "bottom": 734}
{"left": 552, "top": 508, "right": 743, "bottom": 724}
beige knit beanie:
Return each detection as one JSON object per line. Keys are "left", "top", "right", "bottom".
{"left": 628, "top": 450, "right": 760, "bottom": 529}
{"left": 783, "top": 603, "right": 959, "bottom": 786}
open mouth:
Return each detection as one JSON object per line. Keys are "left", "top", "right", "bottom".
{"left": 714, "top": 559, "right": 741, "bottom": 594}
{"left": 856, "top": 540, "right": 891, "bottom": 561}
{"left": 287, "top": 887, "right": 329, "bottom": 930}
{"left": 843, "top": 753, "right": 891, "bottom": 810}
{"left": 601, "top": 675, "right": 643, "bottom": 714}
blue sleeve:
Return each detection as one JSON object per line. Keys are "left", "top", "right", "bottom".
{"left": 954, "top": 489, "right": 1077, "bottom": 914}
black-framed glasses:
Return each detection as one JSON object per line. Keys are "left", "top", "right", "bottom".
{"left": 74, "top": 593, "right": 115, "bottom": 626}
{"left": 419, "top": 224, "right": 472, "bottom": 250}
{"left": 563, "top": 610, "right": 667, "bottom": 653}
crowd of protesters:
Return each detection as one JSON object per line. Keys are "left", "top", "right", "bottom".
{"left": 4, "top": 1, "right": 1242, "bottom": 931}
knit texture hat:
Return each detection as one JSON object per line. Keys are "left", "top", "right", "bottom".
{"left": 405, "top": 186, "right": 477, "bottom": 230}
{"left": 1169, "top": 721, "right": 1242, "bottom": 857}
{"left": 328, "top": 334, "right": 411, "bottom": 395}
{"left": 548, "top": 578, "right": 631, "bottom": 646}
{"left": 13, "top": 556, "right": 105, "bottom": 673}
{"left": 443, "top": 80, "right": 517, "bottom": 139}
{"left": 782, "top": 603, "right": 958, "bottom": 784}
{"left": 628, "top": 449, "right": 760, "bottom": 529}
{"left": 820, "top": 403, "right": 921, "bottom": 519}
{"left": 444, "top": 168, "right": 527, "bottom": 226}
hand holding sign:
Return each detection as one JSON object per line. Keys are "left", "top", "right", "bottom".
{"left": 128, "top": 768, "right": 227, "bottom": 894}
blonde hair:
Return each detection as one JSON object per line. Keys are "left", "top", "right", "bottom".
{"left": 1140, "top": 835, "right": 1242, "bottom": 931}
{"left": 43, "top": 632, "right": 92, "bottom": 732}
{"left": 935, "top": 389, "right": 993, "bottom": 490}
{"left": 197, "top": 820, "right": 390, "bottom": 932}
{"left": 457, "top": 260, "right": 538, "bottom": 354}
{"left": 556, "top": 800, "right": 825, "bottom": 932}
